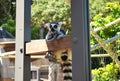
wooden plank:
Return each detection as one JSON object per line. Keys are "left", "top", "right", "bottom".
{"left": 0, "top": 78, "right": 13, "bottom": 81}
{"left": 0, "top": 54, "right": 111, "bottom": 58}
{"left": 0, "top": 49, "right": 113, "bottom": 58}
{"left": 41, "top": 78, "right": 49, "bottom": 81}
{"left": 0, "top": 54, "right": 45, "bottom": 59}
{"left": 91, "top": 54, "right": 110, "bottom": 58}
{"left": 26, "top": 36, "right": 71, "bottom": 55}
{"left": 0, "top": 36, "right": 71, "bottom": 55}
{"left": 0, "top": 41, "right": 15, "bottom": 48}
{"left": 0, "top": 52, "right": 111, "bottom": 58}
{"left": 1, "top": 51, "right": 15, "bottom": 55}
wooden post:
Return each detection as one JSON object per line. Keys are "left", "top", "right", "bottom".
{"left": 15, "top": 0, "right": 31, "bottom": 81}
{"left": 71, "top": 0, "right": 91, "bottom": 81}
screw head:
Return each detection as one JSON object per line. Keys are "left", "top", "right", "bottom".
{"left": 72, "top": 37, "right": 78, "bottom": 43}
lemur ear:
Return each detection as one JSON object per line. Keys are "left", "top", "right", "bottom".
{"left": 44, "top": 23, "right": 50, "bottom": 29}
{"left": 58, "top": 22, "right": 63, "bottom": 25}
{"left": 58, "top": 22, "right": 66, "bottom": 25}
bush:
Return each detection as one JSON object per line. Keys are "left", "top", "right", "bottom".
{"left": 92, "top": 63, "right": 119, "bottom": 81}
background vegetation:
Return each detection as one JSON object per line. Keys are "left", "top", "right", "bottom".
{"left": 92, "top": 63, "right": 119, "bottom": 81}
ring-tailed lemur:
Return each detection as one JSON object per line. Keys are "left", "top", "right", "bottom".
{"left": 45, "top": 22, "right": 66, "bottom": 41}
{"left": 44, "top": 22, "right": 72, "bottom": 81}
{"left": 45, "top": 22, "right": 66, "bottom": 61}
{"left": 61, "top": 50, "right": 72, "bottom": 81}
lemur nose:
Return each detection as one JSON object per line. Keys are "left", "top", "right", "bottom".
{"left": 51, "top": 28, "right": 55, "bottom": 32}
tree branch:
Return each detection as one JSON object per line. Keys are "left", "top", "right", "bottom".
{"left": 90, "top": 28, "right": 120, "bottom": 66}
{"left": 91, "top": 34, "right": 120, "bottom": 51}
{"left": 93, "top": 18, "right": 120, "bottom": 32}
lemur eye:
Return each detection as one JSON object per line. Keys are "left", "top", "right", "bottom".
{"left": 54, "top": 25, "right": 57, "bottom": 28}
{"left": 50, "top": 25, "right": 52, "bottom": 28}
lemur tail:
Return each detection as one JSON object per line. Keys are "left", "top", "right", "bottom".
{"left": 61, "top": 50, "right": 72, "bottom": 81}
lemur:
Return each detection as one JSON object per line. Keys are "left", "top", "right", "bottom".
{"left": 61, "top": 50, "right": 72, "bottom": 81}
{"left": 45, "top": 22, "right": 66, "bottom": 41}
{"left": 44, "top": 22, "right": 66, "bottom": 61}
{"left": 44, "top": 22, "right": 72, "bottom": 81}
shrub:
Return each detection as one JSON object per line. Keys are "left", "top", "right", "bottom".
{"left": 92, "top": 63, "right": 119, "bottom": 81}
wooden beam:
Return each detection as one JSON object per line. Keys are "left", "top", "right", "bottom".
{"left": 0, "top": 54, "right": 45, "bottom": 59}
{"left": 0, "top": 41, "right": 15, "bottom": 48}
{"left": 91, "top": 54, "right": 110, "bottom": 58}
{"left": 0, "top": 51, "right": 15, "bottom": 55}
{"left": 0, "top": 53, "right": 111, "bottom": 59}
{"left": 26, "top": 36, "right": 71, "bottom": 55}
{"left": 0, "top": 36, "right": 71, "bottom": 55}
{"left": 0, "top": 50, "right": 111, "bottom": 58}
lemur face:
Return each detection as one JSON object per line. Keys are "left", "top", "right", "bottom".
{"left": 45, "top": 22, "right": 63, "bottom": 33}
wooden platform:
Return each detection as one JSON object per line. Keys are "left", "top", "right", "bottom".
{"left": 0, "top": 36, "right": 72, "bottom": 55}
{"left": 0, "top": 36, "right": 111, "bottom": 58}
{"left": 0, "top": 78, "right": 14, "bottom": 81}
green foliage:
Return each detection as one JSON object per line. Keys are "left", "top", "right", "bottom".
{"left": 0, "top": 0, "right": 16, "bottom": 24}
{"left": 89, "top": 0, "right": 113, "bottom": 20}
{"left": 1, "top": 16, "right": 41, "bottom": 39}
{"left": 31, "top": 25, "right": 40, "bottom": 39}
{"left": 31, "top": 0, "right": 71, "bottom": 34}
{"left": 1, "top": 16, "right": 15, "bottom": 36}
{"left": 105, "top": 2, "right": 120, "bottom": 18}
{"left": 90, "top": 1, "right": 120, "bottom": 45}
{"left": 91, "top": 1, "right": 120, "bottom": 69}
{"left": 92, "top": 63, "right": 119, "bottom": 81}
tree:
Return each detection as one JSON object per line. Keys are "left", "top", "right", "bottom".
{"left": 90, "top": 1, "right": 120, "bottom": 68}
{"left": 89, "top": 0, "right": 113, "bottom": 20}
{"left": 0, "top": 0, "right": 16, "bottom": 24}
{"left": 31, "top": 0, "right": 71, "bottom": 35}
{"left": 0, "top": 0, "right": 16, "bottom": 36}
{"left": 90, "top": 1, "right": 120, "bottom": 45}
